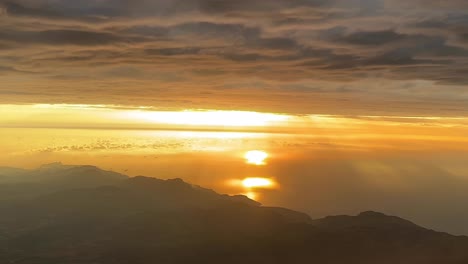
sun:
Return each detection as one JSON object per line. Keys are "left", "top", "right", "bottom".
{"left": 244, "top": 150, "right": 268, "bottom": 165}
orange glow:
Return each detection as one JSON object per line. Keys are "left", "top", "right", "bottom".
{"left": 123, "top": 110, "right": 290, "bottom": 127}
{"left": 242, "top": 177, "right": 275, "bottom": 189}
{"left": 243, "top": 191, "right": 258, "bottom": 200}
{"left": 245, "top": 150, "right": 269, "bottom": 165}
{"left": 0, "top": 104, "right": 292, "bottom": 131}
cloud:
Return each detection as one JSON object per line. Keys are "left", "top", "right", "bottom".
{"left": 0, "top": 29, "right": 140, "bottom": 46}
{"left": 0, "top": 0, "right": 468, "bottom": 115}
{"left": 332, "top": 30, "right": 407, "bottom": 46}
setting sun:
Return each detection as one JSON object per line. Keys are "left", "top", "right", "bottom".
{"left": 245, "top": 150, "right": 269, "bottom": 165}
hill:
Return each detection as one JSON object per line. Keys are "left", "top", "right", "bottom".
{"left": 0, "top": 163, "right": 467, "bottom": 264}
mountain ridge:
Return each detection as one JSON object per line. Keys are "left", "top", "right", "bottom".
{"left": 0, "top": 163, "right": 467, "bottom": 264}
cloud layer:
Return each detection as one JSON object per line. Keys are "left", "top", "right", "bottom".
{"left": 1, "top": 0, "right": 468, "bottom": 115}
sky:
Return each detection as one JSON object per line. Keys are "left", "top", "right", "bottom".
{"left": 1, "top": 0, "right": 468, "bottom": 115}
{"left": 2, "top": 0, "right": 468, "bottom": 235}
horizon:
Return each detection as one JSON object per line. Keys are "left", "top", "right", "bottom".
{"left": 1, "top": 1, "right": 468, "bottom": 262}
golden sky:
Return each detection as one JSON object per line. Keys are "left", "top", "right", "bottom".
{"left": 2, "top": 0, "right": 468, "bottom": 236}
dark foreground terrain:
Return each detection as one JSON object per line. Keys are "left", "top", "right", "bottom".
{"left": 1, "top": 163, "right": 467, "bottom": 264}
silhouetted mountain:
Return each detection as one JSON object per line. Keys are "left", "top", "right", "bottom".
{"left": 0, "top": 163, "right": 128, "bottom": 202}
{"left": 0, "top": 164, "right": 467, "bottom": 264}
{"left": 0, "top": 166, "right": 30, "bottom": 177}
{"left": 33, "top": 162, "right": 127, "bottom": 186}
{"left": 1, "top": 162, "right": 126, "bottom": 185}
{"left": 0, "top": 167, "right": 30, "bottom": 183}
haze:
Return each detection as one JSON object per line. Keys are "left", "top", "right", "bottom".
{"left": 2, "top": 0, "right": 468, "bottom": 238}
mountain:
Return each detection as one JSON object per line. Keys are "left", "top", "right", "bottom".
{"left": 0, "top": 164, "right": 467, "bottom": 264}
{"left": 1, "top": 162, "right": 126, "bottom": 185}
{"left": 0, "top": 166, "right": 30, "bottom": 177}
{"left": 0, "top": 167, "right": 30, "bottom": 183}
{"left": 0, "top": 163, "right": 128, "bottom": 201}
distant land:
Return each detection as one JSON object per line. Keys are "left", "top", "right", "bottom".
{"left": 1, "top": 163, "right": 467, "bottom": 264}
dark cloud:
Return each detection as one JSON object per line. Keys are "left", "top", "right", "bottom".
{"left": 253, "top": 37, "right": 299, "bottom": 50}
{"left": 0, "top": 0, "right": 322, "bottom": 20}
{"left": 223, "top": 52, "right": 264, "bottom": 62}
{"left": 2, "top": 1, "right": 60, "bottom": 18}
{"left": 0, "top": 0, "right": 468, "bottom": 115}
{"left": 145, "top": 47, "right": 202, "bottom": 56}
{"left": 0, "top": 1, "right": 112, "bottom": 22}
{"left": 0, "top": 29, "right": 141, "bottom": 46}
{"left": 335, "top": 30, "right": 407, "bottom": 46}
{"left": 366, "top": 50, "right": 435, "bottom": 66}
{"left": 0, "top": 65, "right": 23, "bottom": 73}
{"left": 391, "top": 0, "right": 468, "bottom": 9}
{"left": 170, "top": 22, "right": 260, "bottom": 41}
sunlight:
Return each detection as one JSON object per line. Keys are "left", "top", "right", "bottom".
{"left": 243, "top": 191, "right": 258, "bottom": 200}
{"left": 245, "top": 150, "right": 269, "bottom": 165}
{"left": 173, "top": 131, "right": 262, "bottom": 139}
{"left": 124, "top": 110, "right": 290, "bottom": 127}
